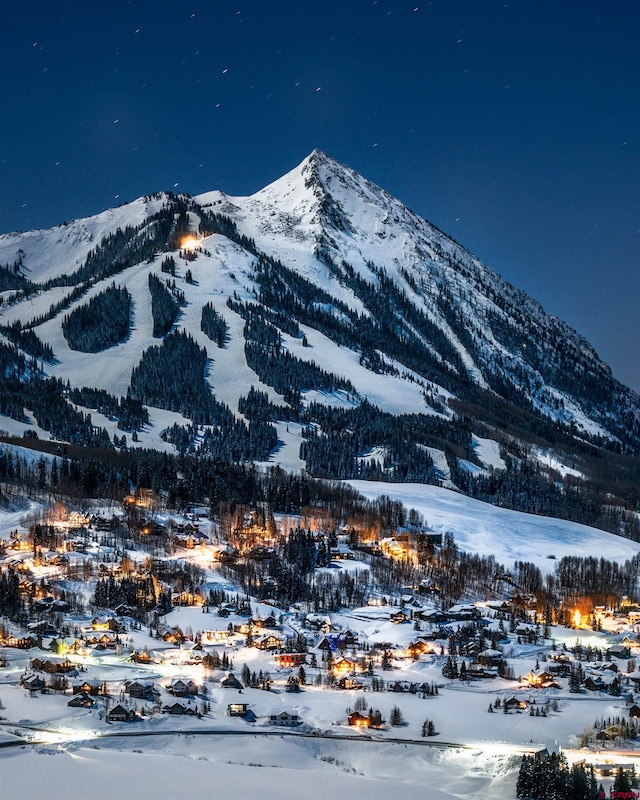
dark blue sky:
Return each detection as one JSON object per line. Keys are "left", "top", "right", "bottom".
{"left": 2, "top": 1, "right": 638, "bottom": 389}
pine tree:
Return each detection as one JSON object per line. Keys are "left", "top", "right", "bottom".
{"left": 390, "top": 705, "right": 403, "bottom": 726}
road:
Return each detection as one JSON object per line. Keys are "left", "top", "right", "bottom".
{"left": 0, "top": 720, "right": 540, "bottom": 755}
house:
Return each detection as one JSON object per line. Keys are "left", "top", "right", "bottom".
{"left": 220, "top": 672, "right": 244, "bottom": 690}
{"left": 329, "top": 543, "right": 354, "bottom": 560}
{"left": 629, "top": 704, "right": 640, "bottom": 719}
{"left": 227, "top": 703, "right": 250, "bottom": 717}
{"left": 107, "top": 704, "right": 137, "bottom": 723}
{"left": 336, "top": 676, "right": 364, "bottom": 690}
{"left": 113, "top": 604, "right": 135, "bottom": 617}
{"left": 524, "top": 670, "right": 556, "bottom": 689}
{"left": 162, "top": 628, "right": 186, "bottom": 645}
{"left": 348, "top": 710, "right": 384, "bottom": 729}
{"left": 332, "top": 657, "right": 357, "bottom": 676}
{"left": 607, "top": 644, "right": 631, "bottom": 660}
{"left": 477, "top": 649, "right": 504, "bottom": 668}
{"left": 27, "top": 620, "right": 59, "bottom": 637}
{"left": 162, "top": 702, "right": 196, "bottom": 716}
{"left": 130, "top": 649, "right": 154, "bottom": 664}
{"left": 72, "top": 680, "right": 106, "bottom": 697}
{"left": 29, "top": 656, "right": 75, "bottom": 674}
{"left": 254, "top": 633, "right": 284, "bottom": 651}
{"left": 503, "top": 696, "right": 529, "bottom": 713}
{"left": 268, "top": 711, "right": 301, "bottom": 727}
{"left": 90, "top": 616, "right": 124, "bottom": 633}
{"left": 125, "top": 681, "right": 157, "bottom": 700}
{"left": 466, "top": 663, "right": 498, "bottom": 679}
{"left": 84, "top": 633, "right": 117, "bottom": 648}
{"left": 67, "top": 692, "right": 95, "bottom": 708}
{"left": 22, "top": 674, "right": 46, "bottom": 692}
{"left": 3, "top": 634, "right": 40, "bottom": 649}
{"left": 202, "top": 629, "right": 232, "bottom": 643}
{"left": 390, "top": 610, "right": 410, "bottom": 624}
{"left": 584, "top": 676, "right": 606, "bottom": 692}
{"left": 250, "top": 613, "right": 277, "bottom": 629}
{"left": 405, "top": 640, "right": 431, "bottom": 658}
{"left": 274, "top": 653, "right": 307, "bottom": 669}
{"left": 168, "top": 678, "right": 198, "bottom": 697}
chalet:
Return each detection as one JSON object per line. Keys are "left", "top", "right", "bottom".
{"left": 548, "top": 652, "right": 571, "bottom": 664}
{"left": 162, "top": 702, "right": 196, "bottom": 716}
{"left": 130, "top": 649, "right": 154, "bottom": 664}
{"left": 447, "top": 604, "right": 480, "bottom": 621}
{"left": 84, "top": 633, "right": 117, "bottom": 648}
{"left": 27, "top": 621, "right": 59, "bottom": 637}
{"left": 477, "top": 649, "right": 504, "bottom": 668}
{"left": 202, "top": 629, "right": 232, "bottom": 643}
{"left": 305, "top": 614, "right": 333, "bottom": 633}
{"left": 466, "top": 663, "right": 497, "bottom": 679}
{"left": 90, "top": 616, "right": 124, "bottom": 633}
{"left": 162, "top": 628, "right": 186, "bottom": 645}
{"left": 584, "top": 676, "right": 607, "bottom": 692}
{"left": 486, "top": 599, "right": 512, "bottom": 613}
{"left": 72, "top": 680, "right": 106, "bottom": 697}
{"left": 621, "top": 633, "right": 640, "bottom": 649}
{"left": 274, "top": 653, "right": 307, "bottom": 669}
{"left": 183, "top": 647, "right": 204, "bottom": 665}
{"left": 415, "top": 609, "right": 448, "bottom": 624}
{"left": 220, "top": 672, "right": 243, "bottom": 690}
{"left": 250, "top": 613, "right": 277, "bottom": 629}
{"left": 524, "top": 670, "right": 556, "bottom": 689}
{"left": 107, "top": 704, "right": 137, "bottom": 723}
{"left": 49, "top": 637, "right": 82, "bottom": 655}
{"left": 332, "top": 657, "right": 357, "bottom": 676}
{"left": 113, "top": 604, "right": 135, "bottom": 617}
{"left": 172, "top": 588, "right": 205, "bottom": 606}
{"left": 30, "top": 656, "right": 75, "bottom": 674}
{"left": 3, "top": 634, "right": 40, "bottom": 649}
{"left": 606, "top": 644, "right": 631, "bottom": 660}
{"left": 390, "top": 610, "right": 410, "bottom": 624}
{"left": 348, "top": 710, "right": 384, "bottom": 728}
{"left": 405, "top": 640, "right": 431, "bottom": 658}
{"left": 126, "top": 681, "right": 157, "bottom": 700}
{"left": 268, "top": 711, "right": 301, "bottom": 727}
{"left": 254, "top": 633, "right": 284, "bottom": 651}
{"left": 67, "top": 692, "right": 95, "bottom": 708}
{"left": 228, "top": 703, "right": 250, "bottom": 717}
{"left": 629, "top": 704, "right": 640, "bottom": 719}
{"left": 329, "top": 543, "right": 354, "bottom": 560}
{"left": 22, "top": 674, "right": 46, "bottom": 692}
{"left": 214, "top": 545, "right": 238, "bottom": 563}
{"left": 336, "top": 676, "right": 364, "bottom": 690}
{"left": 503, "top": 696, "right": 529, "bottom": 713}
{"left": 168, "top": 678, "right": 198, "bottom": 697}
{"left": 547, "top": 662, "right": 571, "bottom": 677}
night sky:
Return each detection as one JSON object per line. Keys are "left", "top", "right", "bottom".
{"left": 2, "top": 1, "right": 638, "bottom": 390}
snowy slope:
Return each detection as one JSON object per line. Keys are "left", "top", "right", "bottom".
{"left": 0, "top": 150, "right": 638, "bottom": 502}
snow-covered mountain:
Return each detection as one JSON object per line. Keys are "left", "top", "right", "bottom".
{"left": 0, "top": 150, "right": 638, "bottom": 527}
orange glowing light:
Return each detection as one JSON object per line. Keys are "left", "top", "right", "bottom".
{"left": 181, "top": 236, "right": 199, "bottom": 251}
{"left": 573, "top": 609, "right": 581, "bottom": 627}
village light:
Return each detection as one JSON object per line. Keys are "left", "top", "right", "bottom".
{"left": 573, "top": 609, "right": 581, "bottom": 627}
{"left": 181, "top": 236, "right": 199, "bottom": 251}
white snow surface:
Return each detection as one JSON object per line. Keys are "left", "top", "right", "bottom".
{"left": 348, "top": 480, "right": 640, "bottom": 574}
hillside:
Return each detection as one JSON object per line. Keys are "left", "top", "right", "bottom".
{"left": 0, "top": 151, "right": 639, "bottom": 535}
